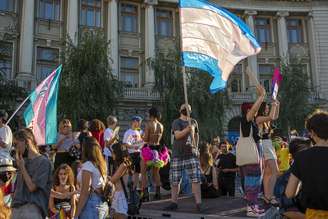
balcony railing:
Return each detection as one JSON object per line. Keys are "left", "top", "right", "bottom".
{"left": 123, "top": 87, "right": 160, "bottom": 101}
{"left": 229, "top": 92, "right": 253, "bottom": 103}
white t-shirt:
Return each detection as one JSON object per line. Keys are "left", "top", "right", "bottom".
{"left": 0, "top": 125, "right": 12, "bottom": 152}
{"left": 77, "top": 161, "right": 105, "bottom": 189}
{"left": 123, "top": 129, "right": 143, "bottom": 154}
{"left": 103, "top": 128, "right": 114, "bottom": 157}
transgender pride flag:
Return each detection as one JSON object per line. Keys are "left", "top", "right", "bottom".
{"left": 24, "top": 65, "right": 62, "bottom": 145}
{"left": 179, "top": 0, "right": 261, "bottom": 93}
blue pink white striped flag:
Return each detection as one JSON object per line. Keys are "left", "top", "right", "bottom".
{"left": 23, "top": 65, "right": 62, "bottom": 145}
{"left": 272, "top": 67, "right": 283, "bottom": 100}
{"left": 179, "top": 0, "right": 261, "bottom": 93}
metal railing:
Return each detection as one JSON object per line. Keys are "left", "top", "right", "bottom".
{"left": 229, "top": 92, "right": 253, "bottom": 103}
{"left": 123, "top": 87, "right": 160, "bottom": 100}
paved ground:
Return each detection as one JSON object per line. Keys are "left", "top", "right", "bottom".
{"left": 138, "top": 195, "right": 248, "bottom": 219}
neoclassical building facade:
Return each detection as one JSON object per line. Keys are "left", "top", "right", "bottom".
{"left": 0, "top": 0, "right": 327, "bottom": 132}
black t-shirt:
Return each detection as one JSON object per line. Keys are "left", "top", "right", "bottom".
{"left": 172, "top": 118, "right": 198, "bottom": 159}
{"left": 240, "top": 115, "right": 260, "bottom": 143}
{"left": 217, "top": 153, "right": 237, "bottom": 178}
{"left": 291, "top": 146, "right": 328, "bottom": 211}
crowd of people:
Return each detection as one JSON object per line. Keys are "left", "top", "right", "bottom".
{"left": 0, "top": 84, "right": 328, "bottom": 219}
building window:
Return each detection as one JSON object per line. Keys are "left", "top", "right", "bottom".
{"left": 255, "top": 18, "right": 272, "bottom": 44}
{"left": 36, "top": 47, "right": 59, "bottom": 81}
{"left": 156, "top": 9, "right": 173, "bottom": 37}
{"left": 230, "top": 64, "right": 242, "bottom": 93}
{"left": 0, "top": 0, "right": 14, "bottom": 12}
{"left": 259, "top": 64, "right": 274, "bottom": 93}
{"left": 0, "top": 42, "right": 13, "bottom": 79}
{"left": 80, "top": 0, "right": 101, "bottom": 27}
{"left": 120, "top": 57, "right": 139, "bottom": 87}
{"left": 231, "top": 79, "right": 242, "bottom": 93}
{"left": 121, "top": 3, "right": 138, "bottom": 33}
{"left": 39, "top": 0, "right": 60, "bottom": 20}
{"left": 287, "top": 19, "right": 303, "bottom": 43}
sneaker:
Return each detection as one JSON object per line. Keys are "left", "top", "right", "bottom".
{"left": 246, "top": 205, "right": 265, "bottom": 217}
{"left": 163, "top": 202, "right": 178, "bottom": 211}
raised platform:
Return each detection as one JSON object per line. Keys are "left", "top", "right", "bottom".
{"left": 137, "top": 196, "right": 248, "bottom": 219}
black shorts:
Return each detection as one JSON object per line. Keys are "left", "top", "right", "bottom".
{"left": 129, "top": 152, "right": 141, "bottom": 173}
{"left": 148, "top": 144, "right": 163, "bottom": 152}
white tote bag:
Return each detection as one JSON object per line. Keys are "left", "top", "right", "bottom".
{"left": 236, "top": 124, "right": 260, "bottom": 166}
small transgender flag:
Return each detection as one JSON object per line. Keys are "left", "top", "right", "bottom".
{"left": 272, "top": 67, "right": 283, "bottom": 100}
{"left": 179, "top": 0, "right": 261, "bottom": 93}
{"left": 24, "top": 65, "right": 62, "bottom": 145}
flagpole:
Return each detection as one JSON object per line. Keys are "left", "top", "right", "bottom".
{"left": 179, "top": 7, "right": 191, "bottom": 125}
{"left": 179, "top": 7, "right": 194, "bottom": 147}
{"left": 5, "top": 95, "right": 30, "bottom": 125}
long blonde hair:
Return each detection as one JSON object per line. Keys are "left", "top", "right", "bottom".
{"left": 82, "top": 136, "right": 107, "bottom": 177}
{"left": 59, "top": 119, "right": 72, "bottom": 134}
{"left": 200, "top": 144, "right": 214, "bottom": 171}
{"left": 0, "top": 191, "right": 11, "bottom": 219}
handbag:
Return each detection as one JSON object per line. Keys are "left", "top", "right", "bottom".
{"left": 236, "top": 124, "right": 260, "bottom": 166}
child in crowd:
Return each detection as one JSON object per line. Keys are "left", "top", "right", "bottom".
{"left": 217, "top": 141, "right": 238, "bottom": 197}
{"left": 276, "top": 141, "right": 290, "bottom": 174}
{"left": 123, "top": 116, "right": 143, "bottom": 190}
{"left": 200, "top": 144, "right": 219, "bottom": 199}
{"left": 110, "top": 142, "right": 132, "bottom": 219}
{"left": 49, "top": 164, "right": 76, "bottom": 219}
{"left": 0, "top": 151, "right": 16, "bottom": 207}
{"left": 104, "top": 116, "right": 119, "bottom": 176}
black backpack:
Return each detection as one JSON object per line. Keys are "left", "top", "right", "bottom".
{"left": 120, "top": 178, "right": 141, "bottom": 215}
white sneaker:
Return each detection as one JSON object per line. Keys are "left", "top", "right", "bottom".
{"left": 246, "top": 205, "right": 265, "bottom": 217}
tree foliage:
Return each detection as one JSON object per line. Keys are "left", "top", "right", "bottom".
{"left": 0, "top": 39, "right": 26, "bottom": 113}
{"left": 59, "top": 30, "right": 122, "bottom": 122}
{"left": 153, "top": 50, "right": 227, "bottom": 144}
{"left": 277, "top": 59, "right": 315, "bottom": 134}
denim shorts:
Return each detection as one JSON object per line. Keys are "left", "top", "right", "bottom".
{"left": 79, "top": 193, "right": 109, "bottom": 219}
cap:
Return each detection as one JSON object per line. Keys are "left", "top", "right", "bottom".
{"left": 131, "top": 116, "right": 142, "bottom": 122}
{"left": 0, "top": 110, "right": 8, "bottom": 121}
{"left": 180, "top": 104, "right": 192, "bottom": 112}
{"left": 0, "top": 151, "right": 16, "bottom": 172}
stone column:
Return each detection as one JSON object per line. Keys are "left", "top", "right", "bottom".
{"left": 144, "top": 0, "right": 157, "bottom": 87}
{"left": 245, "top": 10, "right": 258, "bottom": 87}
{"left": 108, "top": 0, "right": 119, "bottom": 77}
{"left": 307, "top": 12, "right": 319, "bottom": 90}
{"left": 67, "top": 0, "right": 79, "bottom": 44}
{"left": 277, "top": 11, "right": 289, "bottom": 59}
{"left": 18, "top": 0, "right": 34, "bottom": 77}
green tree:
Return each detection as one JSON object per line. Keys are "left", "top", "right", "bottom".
{"left": 59, "top": 30, "right": 122, "bottom": 122}
{"left": 277, "top": 59, "right": 315, "bottom": 134}
{"left": 0, "top": 39, "right": 26, "bottom": 113}
{"left": 153, "top": 50, "right": 227, "bottom": 144}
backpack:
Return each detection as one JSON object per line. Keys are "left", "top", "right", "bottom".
{"left": 121, "top": 178, "right": 141, "bottom": 215}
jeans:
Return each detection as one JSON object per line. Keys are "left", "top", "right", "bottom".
{"left": 79, "top": 193, "right": 108, "bottom": 219}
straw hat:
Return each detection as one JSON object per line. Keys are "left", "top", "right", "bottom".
{"left": 0, "top": 151, "right": 16, "bottom": 172}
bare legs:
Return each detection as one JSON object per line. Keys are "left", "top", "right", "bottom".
{"left": 170, "top": 182, "right": 201, "bottom": 205}
{"left": 263, "top": 159, "right": 279, "bottom": 200}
